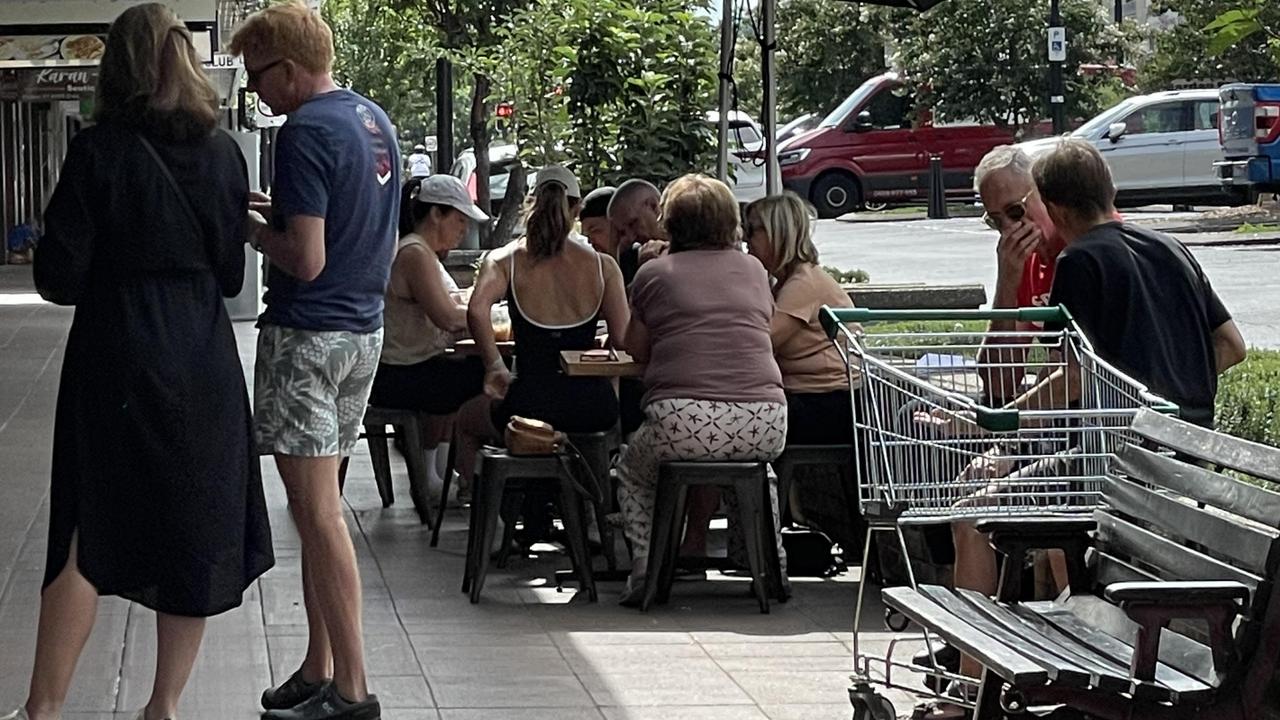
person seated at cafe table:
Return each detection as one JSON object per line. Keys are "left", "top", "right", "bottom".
{"left": 607, "top": 178, "right": 669, "bottom": 286}
{"left": 616, "top": 174, "right": 788, "bottom": 607}
{"left": 579, "top": 186, "right": 615, "bottom": 255}
{"left": 368, "top": 175, "right": 489, "bottom": 494}
{"left": 453, "top": 165, "right": 631, "bottom": 491}
{"left": 676, "top": 192, "right": 860, "bottom": 560}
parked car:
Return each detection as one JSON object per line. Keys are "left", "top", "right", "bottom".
{"left": 1018, "top": 89, "right": 1247, "bottom": 207}
{"left": 776, "top": 113, "right": 818, "bottom": 144}
{"left": 450, "top": 143, "right": 531, "bottom": 212}
{"left": 777, "top": 72, "right": 1019, "bottom": 218}
{"left": 1216, "top": 82, "right": 1280, "bottom": 199}
{"left": 706, "top": 110, "right": 767, "bottom": 204}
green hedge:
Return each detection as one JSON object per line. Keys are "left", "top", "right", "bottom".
{"left": 1216, "top": 349, "right": 1280, "bottom": 449}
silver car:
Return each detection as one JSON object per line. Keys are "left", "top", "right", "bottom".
{"left": 1018, "top": 89, "right": 1249, "bottom": 207}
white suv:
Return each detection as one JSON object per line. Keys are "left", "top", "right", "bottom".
{"left": 1017, "top": 89, "right": 1246, "bottom": 206}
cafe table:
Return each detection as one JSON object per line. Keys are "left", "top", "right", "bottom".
{"left": 559, "top": 349, "right": 646, "bottom": 378}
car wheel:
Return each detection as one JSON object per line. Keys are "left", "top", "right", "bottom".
{"left": 811, "top": 173, "right": 862, "bottom": 219}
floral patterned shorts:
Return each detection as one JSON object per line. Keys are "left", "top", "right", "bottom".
{"left": 253, "top": 324, "right": 383, "bottom": 457}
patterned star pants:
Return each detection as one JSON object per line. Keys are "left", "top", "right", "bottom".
{"left": 618, "top": 398, "right": 788, "bottom": 566}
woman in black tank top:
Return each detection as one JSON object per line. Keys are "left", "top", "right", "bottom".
{"left": 451, "top": 167, "right": 631, "bottom": 495}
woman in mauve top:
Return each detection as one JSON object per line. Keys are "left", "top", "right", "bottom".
{"left": 617, "top": 174, "right": 788, "bottom": 605}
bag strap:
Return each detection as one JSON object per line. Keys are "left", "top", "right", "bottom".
{"left": 136, "top": 133, "right": 206, "bottom": 244}
{"left": 558, "top": 438, "right": 605, "bottom": 505}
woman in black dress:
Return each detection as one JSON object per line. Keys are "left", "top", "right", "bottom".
{"left": 5, "top": 5, "right": 274, "bottom": 720}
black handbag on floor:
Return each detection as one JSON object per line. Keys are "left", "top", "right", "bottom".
{"left": 780, "top": 525, "right": 846, "bottom": 577}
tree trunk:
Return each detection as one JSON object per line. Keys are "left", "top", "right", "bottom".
{"left": 491, "top": 164, "right": 527, "bottom": 245}
{"left": 471, "top": 72, "right": 494, "bottom": 248}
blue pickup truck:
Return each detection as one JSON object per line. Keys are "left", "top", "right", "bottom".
{"left": 1216, "top": 83, "right": 1280, "bottom": 198}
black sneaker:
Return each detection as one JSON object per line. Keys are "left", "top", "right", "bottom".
{"left": 261, "top": 683, "right": 380, "bottom": 720}
{"left": 261, "top": 670, "right": 327, "bottom": 711}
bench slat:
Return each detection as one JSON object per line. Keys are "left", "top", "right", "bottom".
{"left": 950, "top": 589, "right": 1142, "bottom": 697}
{"left": 1023, "top": 599, "right": 1215, "bottom": 700}
{"left": 1103, "top": 475, "right": 1278, "bottom": 575}
{"left": 1115, "top": 444, "right": 1280, "bottom": 531}
{"left": 881, "top": 586, "right": 1049, "bottom": 686}
{"left": 1095, "top": 513, "right": 1263, "bottom": 600}
{"left": 917, "top": 586, "right": 1092, "bottom": 687}
{"left": 1090, "top": 547, "right": 1159, "bottom": 585}
{"left": 1129, "top": 408, "right": 1280, "bottom": 486}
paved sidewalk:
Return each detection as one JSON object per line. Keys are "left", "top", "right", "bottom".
{"left": 0, "top": 266, "right": 924, "bottom": 719}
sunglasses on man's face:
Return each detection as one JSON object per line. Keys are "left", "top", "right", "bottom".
{"left": 982, "top": 190, "right": 1033, "bottom": 231}
{"left": 245, "top": 58, "right": 287, "bottom": 86}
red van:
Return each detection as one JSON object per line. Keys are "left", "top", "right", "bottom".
{"left": 778, "top": 73, "right": 1020, "bottom": 218}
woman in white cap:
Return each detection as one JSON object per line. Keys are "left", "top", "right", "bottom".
{"left": 367, "top": 175, "right": 490, "bottom": 490}
{"left": 454, "top": 165, "right": 630, "bottom": 487}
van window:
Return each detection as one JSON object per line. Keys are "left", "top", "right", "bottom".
{"left": 863, "top": 87, "right": 913, "bottom": 129}
{"left": 730, "top": 122, "right": 762, "bottom": 147}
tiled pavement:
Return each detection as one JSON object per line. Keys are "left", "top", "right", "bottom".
{"left": 0, "top": 266, "right": 928, "bottom": 719}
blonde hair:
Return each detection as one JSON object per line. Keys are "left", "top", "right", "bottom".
{"left": 660, "top": 174, "right": 740, "bottom": 252}
{"left": 94, "top": 3, "right": 219, "bottom": 141}
{"left": 746, "top": 192, "right": 819, "bottom": 278}
{"left": 228, "top": 0, "right": 334, "bottom": 74}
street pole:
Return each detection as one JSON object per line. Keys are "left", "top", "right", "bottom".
{"left": 716, "top": 0, "right": 731, "bottom": 183}
{"left": 435, "top": 57, "right": 454, "bottom": 175}
{"left": 1049, "top": 0, "right": 1066, "bottom": 135}
{"left": 1114, "top": 0, "right": 1123, "bottom": 22}
{"left": 761, "top": 0, "right": 780, "bottom": 194}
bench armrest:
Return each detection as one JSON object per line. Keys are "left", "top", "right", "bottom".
{"left": 973, "top": 517, "right": 1095, "bottom": 601}
{"left": 1105, "top": 580, "right": 1250, "bottom": 606}
{"left": 975, "top": 517, "right": 1097, "bottom": 537}
{"left": 1106, "top": 580, "right": 1247, "bottom": 683}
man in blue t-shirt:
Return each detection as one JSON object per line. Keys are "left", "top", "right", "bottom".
{"left": 232, "top": 3, "right": 398, "bottom": 718}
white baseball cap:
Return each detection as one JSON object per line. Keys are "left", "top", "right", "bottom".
{"left": 414, "top": 175, "right": 489, "bottom": 222}
{"left": 533, "top": 164, "right": 581, "bottom": 199}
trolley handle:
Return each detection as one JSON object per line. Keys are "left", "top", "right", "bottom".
{"left": 820, "top": 306, "right": 1072, "bottom": 339}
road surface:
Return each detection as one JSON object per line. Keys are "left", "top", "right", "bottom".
{"left": 812, "top": 212, "right": 1280, "bottom": 348}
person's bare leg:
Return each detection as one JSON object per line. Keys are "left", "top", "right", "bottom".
{"left": 298, "top": 544, "right": 333, "bottom": 683}
{"left": 453, "top": 397, "right": 496, "bottom": 496}
{"left": 951, "top": 521, "right": 998, "bottom": 678}
{"left": 142, "top": 613, "right": 206, "bottom": 720}
{"left": 24, "top": 534, "right": 98, "bottom": 720}
{"left": 1048, "top": 549, "right": 1069, "bottom": 595}
{"left": 277, "top": 455, "right": 368, "bottom": 703}
{"left": 678, "top": 487, "right": 721, "bottom": 557}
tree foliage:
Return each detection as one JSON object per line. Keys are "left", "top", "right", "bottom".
{"left": 495, "top": 0, "right": 719, "bottom": 189}
{"left": 324, "top": 0, "right": 441, "bottom": 148}
{"left": 731, "top": 0, "right": 885, "bottom": 126}
{"left": 890, "top": 0, "right": 1136, "bottom": 131}
{"left": 1140, "top": 0, "right": 1280, "bottom": 91}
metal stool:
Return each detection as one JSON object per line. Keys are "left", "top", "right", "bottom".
{"left": 641, "top": 461, "right": 787, "bottom": 613}
{"left": 359, "top": 406, "right": 434, "bottom": 528}
{"left": 567, "top": 429, "right": 621, "bottom": 570}
{"left": 461, "top": 447, "right": 597, "bottom": 604}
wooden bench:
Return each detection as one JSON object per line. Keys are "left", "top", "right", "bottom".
{"left": 881, "top": 408, "right": 1280, "bottom": 719}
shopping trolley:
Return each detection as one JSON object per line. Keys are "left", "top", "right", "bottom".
{"left": 817, "top": 306, "right": 1177, "bottom": 720}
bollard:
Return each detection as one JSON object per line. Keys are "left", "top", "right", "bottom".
{"left": 927, "top": 155, "right": 949, "bottom": 220}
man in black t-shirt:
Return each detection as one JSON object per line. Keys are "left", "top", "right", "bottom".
{"left": 1034, "top": 138, "right": 1246, "bottom": 427}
